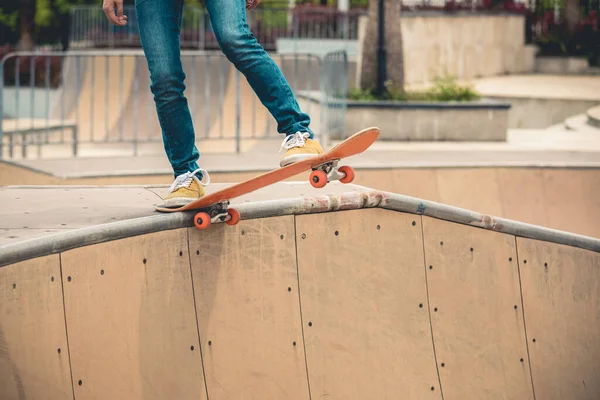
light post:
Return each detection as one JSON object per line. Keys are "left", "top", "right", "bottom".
{"left": 376, "top": 0, "right": 387, "bottom": 96}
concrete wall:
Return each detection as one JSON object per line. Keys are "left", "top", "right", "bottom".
{"left": 535, "top": 56, "right": 590, "bottom": 75}
{"left": 343, "top": 101, "right": 509, "bottom": 141}
{"left": 357, "top": 13, "right": 537, "bottom": 87}
{"left": 493, "top": 96, "right": 599, "bottom": 128}
{"left": 298, "top": 92, "right": 509, "bottom": 141}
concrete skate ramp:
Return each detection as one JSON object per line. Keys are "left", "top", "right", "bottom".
{"left": 2, "top": 162, "right": 600, "bottom": 240}
{"left": 0, "top": 184, "right": 599, "bottom": 400}
{"left": 52, "top": 52, "right": 315, "bottom": 144}
{"left": 88, "top": 52, "right": 320, "bottom": 141}
{"left": 109, "top": 54, "right": 251, "bottom": 142}
{"left": 48, "top": 51, "right": 275, "bottom": 144}
{"left": 51, "top": 53, "right": 138, "bottom": 142}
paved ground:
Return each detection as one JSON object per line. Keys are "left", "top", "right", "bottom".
{"left": 588, "top": 105, "right": 600, "bottom": 126}
{"left": 472, "top": 74, "right": 600, "bottom": 101}
{"left": 4, "top": 122, "right": 600, "bottom": 178}
{"left": 408, "top": 74, "right": 600, "bottom": 101}
{"left": 0, "top": 182, "right": 351, "bottom": 246}
{"left": 3, "top": 165, "right": 600, "bottom": 248}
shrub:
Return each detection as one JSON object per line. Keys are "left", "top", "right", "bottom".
{"left": 534, "top": 10, "right": 600, "bottom": 66}
{"left": 425, "top": 76, "right": 480, "bottom": 102}
{"left": 347, "top": 76, "right": 480, "bottom": 102}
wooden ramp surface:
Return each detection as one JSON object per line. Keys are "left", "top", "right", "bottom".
{"left": 1, "top": 199, "right": 599, "bottom": 399}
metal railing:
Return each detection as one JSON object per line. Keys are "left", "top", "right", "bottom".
{"left": 0, "top": 49, "right": 348, "bottom": 159}
{"left": 70, "top": 5, "right": 204, "bottom": 49}
{"left": 320, "top": 50, "right": 348, "bottom": 142}
{"left": 72, "top": 3, "right": 562, "bottom": 53}
{"left": 69, "top": 5, "right": 365, "bottom": 51}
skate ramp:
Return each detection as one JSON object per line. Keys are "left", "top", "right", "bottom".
{"left": 0, "top": 184, "right": 599, "bottom": 400}
{"left": 109, "top": 54, "right": 258, "bottom": 142}
{"left": 47, "top": 52, "right": 315, "bottom": 145}
{"left": 198, "top": 54, "right": 319, "bottom": 140}
{"left": 2, "top": 160, "right": 600, "bottom": 240}
{"left": 51, "top": 53, "right": 138, "bottom": 142}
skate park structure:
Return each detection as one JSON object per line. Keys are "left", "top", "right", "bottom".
{"left": 1, "top": 50, "right": 329, "bottom": 158}
{"left": 2, "top": 4, "right": 600, "bottom": 399}
{"left": 0, "top": 182, "right": 599, "bottom": 400}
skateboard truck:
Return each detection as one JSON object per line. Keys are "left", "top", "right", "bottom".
{"left": 309, "top": 159, "right": 355, "bottom": 189}
{"left": 193, "top": 161, "right": 353, "bottom": 230}
{"left": 193, "top": 201, "right": 241, "bottom": 230}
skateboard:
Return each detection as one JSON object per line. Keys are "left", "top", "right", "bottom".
{"left": 156, "top": 126, "right": 380, "bottom": 230}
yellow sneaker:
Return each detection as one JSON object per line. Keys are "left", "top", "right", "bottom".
{"left": 279, "top": 132, "right": 324, "bottom": 167}
{"left": 159, "top": 168, "right": 210, "bottom": 209}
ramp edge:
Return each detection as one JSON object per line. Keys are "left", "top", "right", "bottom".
{"left": 1, "top": 188, "right": 599, "bottom": 267}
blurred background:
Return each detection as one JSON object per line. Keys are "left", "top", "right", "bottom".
{"left": 1, "top": 0, "right": 598, "bottom": 56}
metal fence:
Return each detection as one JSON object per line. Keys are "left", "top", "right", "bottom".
{"left": 319, "top": 51, "right": 348, "bottom": 142}
{"left": 70, "top": 5, "right": 204, "bottom": 49}
{"left": 72, "top": 3, "right": 547, "bottom": 51}
{"left": 0, "top": 50, "right": 349, "bottom": 160}
{"left": 69, "top": 5, "right": 365, "bottom": 51}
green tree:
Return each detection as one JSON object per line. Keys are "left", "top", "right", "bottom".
{"left": 0, "top": 0, "right": 97, "bottom": 49}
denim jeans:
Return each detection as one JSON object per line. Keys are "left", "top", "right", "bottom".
{"left": 135, "top": 0, "right": 313, "bottom": 177}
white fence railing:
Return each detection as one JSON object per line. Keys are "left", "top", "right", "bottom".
{"left": 0, "top": 50, "right": 348, "bottom": 159}
{"left": 69, "top": 6, "right": 365, "bottom": 51}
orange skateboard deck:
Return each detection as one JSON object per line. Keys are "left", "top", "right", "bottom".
{"left": 156, "top": 126, "right": 380, "bottom": 229}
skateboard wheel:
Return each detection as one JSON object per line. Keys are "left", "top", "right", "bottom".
{"left": 338, "top": 166, "right": 355, "bottom": 184}
{"left": 194, "top": 212, "right": 211, "bottom": 230}
{"left": 310, "top": 170, "right": 328, "bottom": 189}
{"left": 225, "top": 208, "right": 241, "bottom": 226}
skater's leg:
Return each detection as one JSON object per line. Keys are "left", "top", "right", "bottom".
{"left": 137, "top": 0, "right": 207, "bottom": 207}
{"left": 136, "top": 0, "right": 199, "bottom": 177}
{"left": 205, "top": 0, "right": 316, "bottom": 142}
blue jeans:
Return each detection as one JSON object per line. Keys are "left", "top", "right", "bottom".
{"left": 135, "top": 0, "right": 313, "bottom": 177}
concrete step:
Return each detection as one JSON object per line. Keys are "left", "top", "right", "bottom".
{"left": 565, "top": 113, "right": 600, "bottom": 134}
{"left": 545, "top": 121, "right": 569, "bottom": 131}
{"left": 585, "top": 66, "right": 600, "bottom": 75}
{"left": 587, "top": 105, "right": 600, "bottom": 128}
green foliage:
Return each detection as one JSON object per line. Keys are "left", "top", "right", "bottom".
{"left": 0, "top": 0, "right": 102, "bottom": 46}
{"left": 54, "top": 0, "right": 81, "bottom": 14}
{"left": 348, "top": 76, "right": 480, "bottom": 102}
{"left": 0, "top": 8, "right": 18, "bottom": 30}
{"left": 35, "top": 0, "right": 55, "bottom": 26}
{"left": 426, "top": 76, "right": 480, "bottom": 102}
{"left": 536, "top": 21, "right": 600, "bottom": 67}
{"left": 536, "top": 26, "right": 571, "bottom": 56}
{"left": 0, "top": 0, "right": 97, "bottom": 31}
{"left": 536, "top": 0, "right": 565, "bottom": 10}
{"left": 183, "top": 0, "right": 206, "bottom": 7}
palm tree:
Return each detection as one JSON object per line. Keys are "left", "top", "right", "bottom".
{"left": 359, "top": 0, "right": 404, "bottom": 97}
